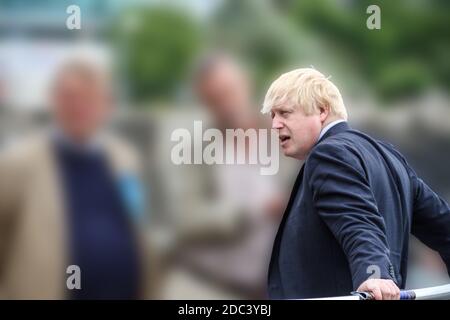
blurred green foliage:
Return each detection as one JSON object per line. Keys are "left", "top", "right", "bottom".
{"left": 207, "top": 0, "right": 297, "bottom": 96}
{"left": 285, "top": 0, "right": 450, "bottom": 100}
{"left": 111, "top": 0, "right": 449, "bottom": 105}
{"left": 112, "top": 6, "right": 201, "bottom": 103}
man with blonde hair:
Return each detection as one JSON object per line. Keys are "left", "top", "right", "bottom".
{"left": 263, "top": 68, "right": 450, "bottom": 300}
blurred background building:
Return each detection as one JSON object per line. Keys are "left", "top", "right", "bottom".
{"left": 0, "top": 0, "right": 449, "bottom": 298}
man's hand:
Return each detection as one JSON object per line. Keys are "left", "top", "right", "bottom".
{"left": 357, "top": 279, "right": 400, "bottom": 300}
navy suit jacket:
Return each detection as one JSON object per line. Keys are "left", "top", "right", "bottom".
{"left": 268, "top": 122, "right": 450, "bottom": 299}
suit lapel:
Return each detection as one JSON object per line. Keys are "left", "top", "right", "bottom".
{"left": 104, "top": 140, "right": 145, "bottom": 222}
{"left": 268, "top": 164, "right": 305, "bottom": 272}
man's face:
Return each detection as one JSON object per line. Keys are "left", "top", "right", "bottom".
{"left": 271, "top": 103, "right": 322, "bottom": 160}
{"left": 197, "top": 61, "right": 251, "bottom": 126}
{"left": 52, "top": 70, "right": 111, "bottom": 142}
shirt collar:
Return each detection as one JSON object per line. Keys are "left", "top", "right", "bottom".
{"left": 51, "top": 126, "right": 105, "bottom": 155}
{"left": 318, "top": 119, "right": 347, "bottom": 141}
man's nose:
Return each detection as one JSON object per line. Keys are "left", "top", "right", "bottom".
{"left": 272, "top": 116, "right": 284, "bottom": 130}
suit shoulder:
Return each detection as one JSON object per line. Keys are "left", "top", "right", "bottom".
{"left": 309, "top": 134, "right": 357, "bottom": 161}
{"left": 0, "top": 133, "right": 49, "bottom": 170}
{"left": 305, "top": 134, "right": 364, "bottom": 175}
{"left": 0, "top": 133, "right": 50, "bottom": 207}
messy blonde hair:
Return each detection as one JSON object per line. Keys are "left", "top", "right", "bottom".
{"left": 261, "top": 68, "right": 348, "bottom": 120}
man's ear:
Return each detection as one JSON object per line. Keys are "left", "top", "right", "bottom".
{"left": 319, "top": 105, "right": 330, "bottom": 122}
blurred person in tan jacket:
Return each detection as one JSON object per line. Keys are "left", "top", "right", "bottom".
{"left": 0, "top": 59, "right": 158, "bottom": 299}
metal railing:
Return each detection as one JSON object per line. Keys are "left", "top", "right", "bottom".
{"left": 305, "top": 284, "right": 450, "bottom": 300}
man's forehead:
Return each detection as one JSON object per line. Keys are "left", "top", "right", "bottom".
{"left": 271, "top": 103, "right": 295, "bottom": 112}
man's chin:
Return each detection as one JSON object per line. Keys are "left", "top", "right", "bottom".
{"left": 65, "top": 127, "right": 97, "bottom": 144}
{"left": 282, "top": 147, "right": 305, "bottom": 160}
{"left": 282, "top": 147, "right": 294, "bottom": 158}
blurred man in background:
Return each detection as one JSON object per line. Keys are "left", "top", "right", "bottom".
{"left": 0, "top": 58, "right": 157, "bottom": 299}
{"left": 161, "top": 53, "right": 292, "bottom": 299}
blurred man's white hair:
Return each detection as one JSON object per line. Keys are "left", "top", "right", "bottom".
{"left": 51, "top": 55, "right": 113, "bottom": 93}
{"left": 261, "top": 68, "right": 348, "bottom": 120}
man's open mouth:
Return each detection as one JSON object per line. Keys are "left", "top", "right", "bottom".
{"left": 279, "top": 135, "right": 290, "bottom": 144}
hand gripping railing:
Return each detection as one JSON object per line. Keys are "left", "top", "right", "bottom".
{"left": 304, "top": 284, "right": 450, "bottom": 300}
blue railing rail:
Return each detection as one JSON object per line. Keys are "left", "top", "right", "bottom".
{"left": 304, "top": 284, "right": 450, "bottom": 300}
